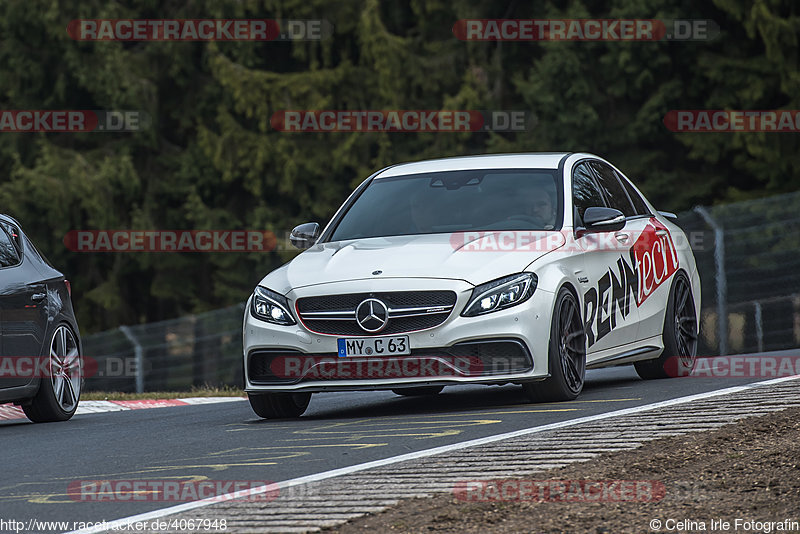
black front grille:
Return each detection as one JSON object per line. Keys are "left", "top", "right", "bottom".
{"left": 418, "top": 340, "right": 533, "bottom": 375}
{"left": 246, "top": 339, "right": 532, "bottom": 385}
{"left": 303, "top": 315, "right": 448, "bottom": 336}
{"left": 297, "top": 291, "right": 457, "bottom": 336}
{"left": 297, "top": 291, "right": 456, "bottom": 313}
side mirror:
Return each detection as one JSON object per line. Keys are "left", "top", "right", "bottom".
{"left": 582, "top": 207, "right": 625, "bottom": 232}
{"left": 289, "top": 222, "right": 320, "bottom": 250}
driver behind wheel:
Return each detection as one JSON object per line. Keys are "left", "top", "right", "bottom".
{"left": 530, "top": 189, "right": 556, "bottom": 229}
{"left": 509, "top": 185, "right": 556, "bottom": 230}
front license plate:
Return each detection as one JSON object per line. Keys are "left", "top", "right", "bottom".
{"left": 337, "top": 336, "right": 410, "bottom": 357}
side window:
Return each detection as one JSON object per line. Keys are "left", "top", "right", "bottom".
{"left": 617, "top": 173, "right": 651, "bottom": 216}
{"left": 0, "top": 221, "right": 22, "bottom": 252}
{"left": 0, "top": 226, "right": 20, "bottom": 268}
{"left": 589, "top": 161, "right": 636, "bottom": 217}
{"left": 572, "top": 162, "right": 605, "bottom": 224}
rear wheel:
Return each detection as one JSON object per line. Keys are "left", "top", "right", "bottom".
{"left": 522, "top": 288, "right": 586, "bottom": 402}
{"left": 635, "top": 272, "right": 698, "bottom": 379}
{"left": 392, "top": 386, "right": 444, "bottom": 396}
{"left": 23, "top": 325, "right": 82, "bottom": 423}
{"left": 248, "top": 392, "right": 311, "bottom": 419}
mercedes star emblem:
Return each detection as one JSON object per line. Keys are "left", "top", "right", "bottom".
{"left": 355, "top": 298, "right": 389, "bottom": 333}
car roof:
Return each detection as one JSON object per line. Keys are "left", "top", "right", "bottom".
{"left": 0, "top": 213, "right": 21, "bottom": 226}
{"left": 376, "top": 152, "right": 576, "bottom": 178}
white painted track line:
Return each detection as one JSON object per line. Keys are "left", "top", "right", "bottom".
{"left": 0, "top": 397, "right": 245, "bottom": 421}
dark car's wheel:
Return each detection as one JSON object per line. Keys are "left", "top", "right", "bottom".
{"left": 523, "top": 287, "right": 586, "bottom": 402}
{"left": 248, "top": 392, "right": 311, "bottom": 418}
{"left": 635, "top": 272, "right": 698, "bottom": 379}
{"left": 391, "top": 386, "right": 444, "bottom": 396}
{"left": 23, "top": 325, "right": 82, "bottom": 423}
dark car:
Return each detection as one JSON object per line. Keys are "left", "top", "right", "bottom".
{"left": 0, "top": 215, "right": 82, "bottom": 422}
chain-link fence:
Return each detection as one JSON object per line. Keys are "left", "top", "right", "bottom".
{"left": 675, "top": 190, "right": 800, "bottom": 357}
{"left": 82, "top": 191, "right": 800, "bottom": 392}
{"left": 83, "top": 303, "right": 245, "bottom": 392}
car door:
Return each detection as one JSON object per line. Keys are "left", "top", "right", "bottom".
{"left": 572, "top": 161, "right": 640, "bottom": 357}
{"left": 589, "top": 160, "right": 656, "bottom": 346}
{"left": 0, "top": 223, "right": 48, "bottom": 389}
{"left": 609, "top": 168, "right": 681, "bottom": 342}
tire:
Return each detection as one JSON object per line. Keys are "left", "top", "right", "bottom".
{"left": 248, "top": 392, "right": 311, "bottom": 419}
{"left": 23, "top": 324, "right": 83, "bottom": 423}
{"left": 522, "top": 287, "right": 586, "bottom": 402}
{"left": 391, "top": 386, "right": 444, "bottom": 396}
{"left": 635, "top": 272, "right": 698, "bottom": 379}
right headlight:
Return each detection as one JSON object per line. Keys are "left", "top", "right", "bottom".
{"left": 251, "top": 286, "right": 296, "bottom": 326}
{"left": 461, "top": 273, "right": 537, "bottom": 317}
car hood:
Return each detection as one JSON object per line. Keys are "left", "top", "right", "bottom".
{"left": 260, "top": 232, "right": 565, "bottom": 294}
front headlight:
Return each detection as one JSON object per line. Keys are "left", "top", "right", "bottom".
{"left": 461, "top": 273, "right": 537, "bottom": 317}
{"left": 251, "top": 286, "right": 296, "bottom": 326}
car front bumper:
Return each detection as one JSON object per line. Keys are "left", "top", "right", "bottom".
{"left": 243, "top": 278, "right": 554, "bottom": 393}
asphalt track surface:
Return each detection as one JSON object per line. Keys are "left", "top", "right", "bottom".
{"left": 0, "top": 357, "right": 788, "bottom": 531}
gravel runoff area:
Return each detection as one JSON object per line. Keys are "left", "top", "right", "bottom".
{"left": 330, "top": 405, "right": 800, "bottom": 534}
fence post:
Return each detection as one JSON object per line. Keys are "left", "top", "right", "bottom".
{"left": 119, "top": 325, "right": 144, "bottom": 393}
{"left": 694, "top": 206, "right": 728, "bottom": 355}
{"left": 753, "top": 301, "right": 764, "bottom": 353}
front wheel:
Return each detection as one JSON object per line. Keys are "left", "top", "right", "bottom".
{"left": 522, "top": 288, "right": 586, "bottom": 402}
{"left": 635, "top": 272, "right": 698, "bottom": 379}
{"left": 23, "top": 325, "right": 83, "bottom": 423}
{"left": 248, "top": 392, "right": 311, "bottom": 419}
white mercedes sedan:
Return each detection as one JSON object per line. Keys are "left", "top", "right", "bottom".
{"left": 243, "top": 153, "right": 700, "bottom": 418}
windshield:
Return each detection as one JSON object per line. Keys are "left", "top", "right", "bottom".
{"left": 329, "top": 169, "right": 561, "bottom": 241}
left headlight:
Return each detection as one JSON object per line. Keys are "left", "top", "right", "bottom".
{"left": 461, "top": 273, "right": 537, "bottom": 317}
{"left": 251, "top": 286, "right": 296, "bottom": 326}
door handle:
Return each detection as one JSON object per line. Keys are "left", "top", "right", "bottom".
{"left": 655, "top": 229, "right": 668, "bottom": 237}
{"left": 614, "top": 232, "right": 629, "bottom": 243}
{"left": 31, "top": 293, "right": 46, "bottom": 301}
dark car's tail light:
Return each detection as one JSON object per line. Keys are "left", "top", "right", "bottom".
{"left": 64, "top": 279, "right": 72, "bottom": 297}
